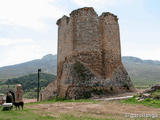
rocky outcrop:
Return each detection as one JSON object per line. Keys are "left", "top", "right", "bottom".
{"left": 40, "top": 80, "right": 57, "bottom": 101}
{"left": 136, "top": 84, "right": 160, "bottom": 101}
{"left": 143, "top": 84, "right": 160, "bottom": 93}
{"left": 41, "top": 7, "right": 135, "bottom": 100}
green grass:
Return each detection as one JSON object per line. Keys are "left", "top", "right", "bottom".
{"left": 0, "top": 106, "right": 114, "bottom": 120}
{"left": 59, "top": 114, "right": 115, "bottom": 120}
{"left": 151, "top": 90, "right": 160, "bottom": 99}
{"left": 121, "top": 96, "right": 160, "bottom": 108}
{"left": 0, "top": 84, "right": 16, "bottom": 94}
{"left": 23, "top": 91, "right": 37, "bottom": 99}
{"left": 0, "top": 107, "right": 56, "bottom": 120}
{"left": 123, "top": 60, "right": 160, "bottom": 89}
{"left": 131, "top": 78, "right": 160, "bottom": 89}
{"left": 27, "top": 98, "right": 98, "bottom": 105}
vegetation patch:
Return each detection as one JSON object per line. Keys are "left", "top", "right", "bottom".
{"left": 151, "top": 90, "right": 160, "bottom": 99}
{"left": 0, "top": 107, "right": 56, "bottom": 120}
{"left": 27, "top": 98, "right": 98, "bottom": 105}
{"left": 5, "top": 73, "right": 56, "bottom": 91}
{"left": 74, "top": 61, "right": 88, "bottom": 81}
{"left": 2, "top": 73, "right": 56, "bottom": 98}
{"left": 123, "top": 83, "right": 130, "bottom": 90}
{"left": 92, "top": 87, "right": 106, "bottom": 95}
{"left": 0, "top": 107, "right": 114, "bottom": 120}
{"left": 59, "top": 114, "right": 115, "bottom": 120}
{"left": 121, "top": 96, "right": 160, "bottom": 108}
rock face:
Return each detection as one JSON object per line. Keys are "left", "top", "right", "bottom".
{"left": 136, "top": 84, "right": 160, "bottom": 101}
{"left": 143, "top": 84, "right": 160, "bottom": 94}
{"left": 41, "top": 7, "right": 135, "bottom": 100}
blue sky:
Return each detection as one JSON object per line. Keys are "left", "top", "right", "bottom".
{"left": 0, "top": 0, "right": 159, "bottom": 67}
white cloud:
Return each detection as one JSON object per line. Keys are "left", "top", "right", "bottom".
{"left": 0, "top": 38, "right": 56, "bottom": 67}
{"left": 0, "top": 38, "right": 33, "bottom": 46}
{"left": 0, "top": 0, "right": 64, "bottom": 31}
{"left": 72, "top": 0, "right": 133, "bottom": 8}
{"left": 1, "top": 44, "right": 42, "bottom": 66}
{"left": 0, "top": 40, "right": 51, "bottom": 67}
{"left": 142, "top": 48, "right": 160, "bottom": 60}
{"left": 122, "top": 47, "right": 160, "bottom": 61}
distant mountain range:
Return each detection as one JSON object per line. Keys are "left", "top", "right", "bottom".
{"left": 0, "top": 54, "right": 160, "bottom": 88}
{"left": 0, "top": 54, "right": 57, "bottom": 81}
{"left": 122, "top": 56, "right": 160, "bottom": 88}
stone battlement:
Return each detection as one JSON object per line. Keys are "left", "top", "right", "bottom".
{"left": 70, "top": 7, "right": 98, "bottom": 17}
{"left": 56, "top": 15, "right": 69, "bottom": 25}
{"left": 57, "top": 7, "right": 118, "bottom": 26}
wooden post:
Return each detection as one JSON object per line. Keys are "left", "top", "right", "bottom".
{"left": 37, "top": 69, "right": 41, "bottom": 102}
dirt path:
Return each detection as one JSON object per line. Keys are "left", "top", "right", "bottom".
{"left": 27, "top": 101, "right": 160, "bottom": 120}
{"left": 94, "top": 92, "right": 135, "bottom": 101}
{"left": 25, "top": 92, "right": 160, "bottom": 119}
{"left": 95, "top": 96, "right": 133, "bottom": 101}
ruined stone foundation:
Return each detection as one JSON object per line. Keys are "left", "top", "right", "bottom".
{"left": 41, "top": 7, "right": 135, "bottom": 100}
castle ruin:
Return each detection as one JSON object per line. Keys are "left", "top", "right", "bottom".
{"left": 41, "top": 7, "right": 135, "bottom": 100}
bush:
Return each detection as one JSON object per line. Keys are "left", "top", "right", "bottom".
{"left": 151, "top": 90, "right": 160, "bottom": 99}
{"left": 123, "top": 83, "right": 130, "bottom": 90}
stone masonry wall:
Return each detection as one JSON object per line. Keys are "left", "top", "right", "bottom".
{"left": 56, "top": 7, "right": 135, "bottom": 99}
{"left": 40, "top": 80, "right": 57, "bottom": 101}
{"left": 41, "top": 7, "right": 135, "bottom": 100}
{"left": 99, "top": 13, "right": 121, "bottom": 78}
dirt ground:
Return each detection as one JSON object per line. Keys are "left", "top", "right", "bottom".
{"left": 23, "top": 98, "right": 36, "bottom": 103}
{"left": 25, "top": 91, "right": 159, "bottom": 119}
{"left": 26, "top": 100, "right": 160, "bottom": 120}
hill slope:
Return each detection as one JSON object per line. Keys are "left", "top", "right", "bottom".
{"left": 122, "top": 56, "right": 160, "bottom": 88}
{"left": 0, "top": 73, "right": 56, "bottom": 98}
{"left": 0, "top": 54, "right": 57, "bottom": 81}
{"left": 5, "top": 73, "right": 56, "bottom": 91}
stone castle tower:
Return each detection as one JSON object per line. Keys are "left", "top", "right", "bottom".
{"left": 40, "top": 7, "right": 135, "bottom": 100}
{"left": 56, "top": 7, "right": 135, "bottom": 99}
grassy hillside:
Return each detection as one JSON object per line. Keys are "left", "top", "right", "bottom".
{"left": 0, "top": 73, "right": 56, "bottom": 98}
{"left": 5, "top": 73, "right": 56, "bottom": 90}
{"left": 123, "top": 56, "right": 160, "bottom": 88}
{"left": 0, "top": 54, "right": 57, "bottom": 80}
{"left": 0, "top": 54, "right": 160, "bottom": 89}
